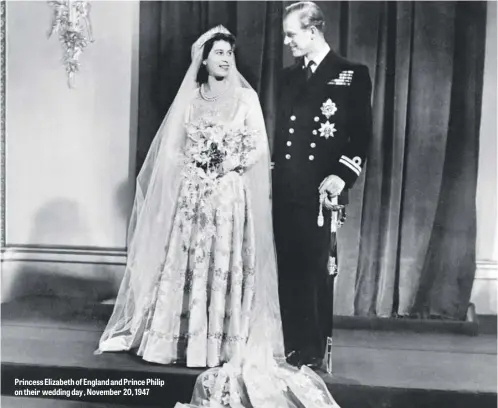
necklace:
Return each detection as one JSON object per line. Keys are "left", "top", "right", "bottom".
{"left": 200, "top": 83, "right": 229, "bottom": 102}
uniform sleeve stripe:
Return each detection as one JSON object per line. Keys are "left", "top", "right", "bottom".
{"left": 340, "top": 155, "right": 362, "bottom": 171}
{"left": 339, "top": 158, "right": 361, "bottom": 176}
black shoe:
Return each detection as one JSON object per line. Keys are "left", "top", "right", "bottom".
{"left": 285, "top": 350, "right": 302, "bottom": 367}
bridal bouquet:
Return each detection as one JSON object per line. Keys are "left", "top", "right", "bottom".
{"left": 185, "top": 119, "right": 258, "bottom": 182}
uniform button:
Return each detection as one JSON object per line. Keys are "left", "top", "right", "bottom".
{"left": 312, "top": 130, "right": 318, "bottom": 135}
{"left": 314, "top": 116, "right": 320, "bottom": 122}
{"left": 309, "top": 155, "right": 315, "bottom": 161}
{"left": 289, "top": 128, "right": 294, "bottom": 134}
{"left": 290, "top": 115, "right": 296, "bottom": 121}
{"left": 285, "top": 154, "right": 291, "bottom": 160}
{"left": 287, "top": 141, "right": 292, "bottom": 146}
{"left": 310, "top": 143, "right": 316, "bottom": 148}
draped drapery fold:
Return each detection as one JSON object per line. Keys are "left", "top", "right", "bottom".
{"left": 332, "top": 1, "right": 486, "bottom": 320}
{"left": 136, "top": 1, "right": 487, "bottom": 321}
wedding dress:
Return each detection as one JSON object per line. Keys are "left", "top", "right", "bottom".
{"left": 134, "top": 87, "right": 267, "bottom": 367}
{"left": 96, "top": 25, "right": 341, "bottom": 408}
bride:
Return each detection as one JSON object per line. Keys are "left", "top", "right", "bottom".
{"left": 96, "top": 25, "right": 341, "bottom": 407}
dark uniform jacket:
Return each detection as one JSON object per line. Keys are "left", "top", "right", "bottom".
{"left": 272, "top": 49, "right": 373, "bottom": 208}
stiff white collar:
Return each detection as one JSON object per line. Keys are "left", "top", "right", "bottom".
{"left": 304, "top": 44, "right": 331, "bottom": 72}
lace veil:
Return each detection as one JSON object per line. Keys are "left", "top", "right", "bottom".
{"left": 96, "top": 25, "right": 285, "bottom": 365}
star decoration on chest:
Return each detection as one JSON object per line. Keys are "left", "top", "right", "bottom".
{"left": 320, "top": 98, "right": 337, "bottom": 119}
{"left": 319, "top": 121, "right": 337, "bottom": 139}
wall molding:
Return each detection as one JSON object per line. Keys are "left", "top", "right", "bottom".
{"left": 1, "top": 245, "right": 127, "bottom": 265}
{"left": 1, "top": 245, "right": 127, "bottom": 303}
{"left": 471, "top": 260, "right": 498, "bottom": 315}
{"left": 475, "top": 260, "right": 498, "bottom": 280}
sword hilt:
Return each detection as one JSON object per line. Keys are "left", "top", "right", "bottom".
{"left": 326, "top": 336, "right": 333, "bottom": 374}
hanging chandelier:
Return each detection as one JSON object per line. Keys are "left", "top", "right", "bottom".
{"left": 47, "top": 1, "right": 94, "bottom": 88}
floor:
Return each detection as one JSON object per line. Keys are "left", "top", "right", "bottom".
{"left": 1, "top": 296, "right": 496, "bottom": 408}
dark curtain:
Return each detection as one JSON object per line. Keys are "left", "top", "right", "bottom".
{"left": 329, "top": 1, "right": 486, "bottom": 320}
{"left": 136, "top": 1, "right": 487, "bottom": 321}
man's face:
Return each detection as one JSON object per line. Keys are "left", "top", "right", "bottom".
{"left": 283, "top": 12, "right": 313, "bottom": 58}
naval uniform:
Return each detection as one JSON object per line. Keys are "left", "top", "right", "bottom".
{"left": 272, "top": 48, "right": 373, "bottom": 363}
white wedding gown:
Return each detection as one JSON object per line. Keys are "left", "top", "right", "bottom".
{"left": 134, "top": 88, "right": 263, "bottom": 367}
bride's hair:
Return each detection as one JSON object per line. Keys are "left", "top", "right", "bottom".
{"left": 196, "top": 32, "right": 236, "bottom": 84}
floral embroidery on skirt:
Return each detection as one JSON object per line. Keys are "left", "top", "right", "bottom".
{"left": 137, "top": 170, "right": 256, "bottom": 367}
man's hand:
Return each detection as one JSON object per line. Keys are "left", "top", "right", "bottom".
{"left": 319, "top": 175, "right": 345, "bottom": 209}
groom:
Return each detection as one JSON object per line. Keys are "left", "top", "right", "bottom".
{"left": 272, "top": 1, "right": 373, "bottom": 369}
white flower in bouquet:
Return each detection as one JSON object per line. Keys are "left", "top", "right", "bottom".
{"left": 223, "top": 126, "right": 258, "bottom": 171}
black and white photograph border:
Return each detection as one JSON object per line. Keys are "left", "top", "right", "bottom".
{"left": 0, "top": 1, "right": 497, "bottom": 408}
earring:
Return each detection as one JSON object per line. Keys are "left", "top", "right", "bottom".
{"left": 202, "top": 61, "right": 207, "bottom": 65}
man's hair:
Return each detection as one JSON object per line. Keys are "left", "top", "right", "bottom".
{"left": 284, "top": 1, "right": 326, "bottom": 34}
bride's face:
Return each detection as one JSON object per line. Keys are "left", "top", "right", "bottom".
{"left": 205, "top": 40, "right": 234, "bottom": 79}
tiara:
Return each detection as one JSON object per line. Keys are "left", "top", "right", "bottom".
{"left": 191, "top": 25, "right": 232, "bottom": 58}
